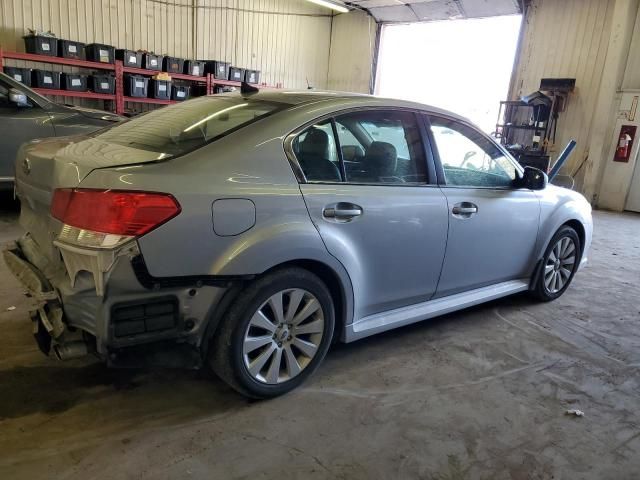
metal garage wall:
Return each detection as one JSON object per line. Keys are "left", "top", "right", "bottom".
{"left": 195, "top": 0, "right": 332, "bottom": 89}
{"left": 0, "top": 0, "right": 333, "bottom": 92}
{"left": 0, "top": 0, "right": 194, "bottom": 57}
{"left": 327, "top": 9, "right": 377, "bottom": 93}
{"left": 509, "top": 0, "right": 615, "bottom": 185}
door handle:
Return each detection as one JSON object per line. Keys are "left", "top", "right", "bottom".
{"left": 452, "top": 202, "right": 478, "bottom": 217}
{"left": 323, "top": 202, "right": 363, "bottom": 220}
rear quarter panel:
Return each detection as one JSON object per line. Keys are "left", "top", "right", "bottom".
{"left": 79, "top": 111, "right": 354, "bottom": 304}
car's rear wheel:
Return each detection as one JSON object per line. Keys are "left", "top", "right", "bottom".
{"left": 531, "top": 226, "right": 581, "bottom": 302}
{"left": 210, "top": 267, "right": 334, "bottom": 399}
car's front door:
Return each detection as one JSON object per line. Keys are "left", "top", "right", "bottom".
{"left": 292, "top": 109, "right": 449, "bottom": 320}
{"left": 0, "top": 78, "right": 55, "bottom": 185}
{"left": 428, "top": 115, "right": 541, "bottom": 297}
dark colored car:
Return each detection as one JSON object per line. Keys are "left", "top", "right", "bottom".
{"left": 0, "top": 71, "right": 123, "bottom": 190}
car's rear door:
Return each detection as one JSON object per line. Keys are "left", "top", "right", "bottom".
{"left": 292, "top": 109, "right": 449, "bottom": 320}
{"left": 427, "top": 114, "right": 540, "bottom": 297}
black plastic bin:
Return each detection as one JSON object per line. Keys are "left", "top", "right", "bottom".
{"left": 204, "top": 61, "right": 229, "bottom": 80}
{"left": 163, "top": 57, "right": 184, "bottom": 74}
{"left": 171, "top": 85, "right": 190, "bottom": 101}
{"left": 89, "top": 74, "right": 115, "bottom": 94}
{"left": 58, "top": 40, "right": 84, "bottom": 59}
{"left": 143, "top": 53, "right": 163, "bottom": 71}
{"left": 85, "top": 43, "right": 115, "bottom": 64}
{"left": 183, "top": 60, "right": 205, "bottom": 77}
{"left": 244, "top": 69, "right": 260, "bottom": 84}
{"left": 228, "top": 67, "right": 245, "bottom": 82}
{"left": 32, "top": 70, "right": 61, "bottom": 89}
{"left": 24, "top": 35, "right": 58, "bottom": 56}
{"left": 149, "top": 79, "right": 171, "bottom": 100}
{"left": 116, "top": 49, "right": 142, "bottom": 68}
{"left": 61, "top": 73, "right": 87, "bottom": 91}
{"left": 190, "top": 84, "right": 208, "bottom": 97}
{"left": 4, "top": 67, "right": 32, "bottom": 86}
{"left": 124, "top": 74, "right": 148, "bottom": 97}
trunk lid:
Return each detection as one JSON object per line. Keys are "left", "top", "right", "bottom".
{"left": 15, "top": 136, "right": 164, "bottom": 262}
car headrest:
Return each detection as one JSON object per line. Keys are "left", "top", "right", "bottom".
{"left": 300, "top": 128, "right": 329, "bottom": 157}
{"left": 365, "top": 141, "right": 397, "bottom": 176}
{"left": 341, "top": 145, "right": 365, "bottom": 162}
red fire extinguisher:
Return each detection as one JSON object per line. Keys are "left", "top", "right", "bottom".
{"left": 617, "top": 132, "right": 632, "bottom": 158}
{"left": 614, "top": 125, "right": 636, "bottom": 162}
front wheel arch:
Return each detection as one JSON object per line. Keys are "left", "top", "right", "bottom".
{"left": 530, "top": 219, "right": 585, "bottom": 290}
{"left": 530, "top": 225, "right": 581, "bottom": 300}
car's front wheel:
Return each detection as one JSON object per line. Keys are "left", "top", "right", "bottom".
{"left": 531, "top": 226, "right": 581, "bottom": 301}
{"left": 210, "top": 267, "right": 335, "bottom": 399}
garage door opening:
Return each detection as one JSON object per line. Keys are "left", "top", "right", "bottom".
{"left": 375, "top": 15, "right": 522, "bottom": 133}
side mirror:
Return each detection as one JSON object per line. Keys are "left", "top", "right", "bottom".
{"left": 9, "top": 88, "right": 29, "bottom": 107}
{"left": 521, "top": 166, "right": 548, "bottom": 190}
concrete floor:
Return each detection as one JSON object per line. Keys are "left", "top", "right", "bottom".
{"left": 1, "top": 192, "right": 639, "bottom": 479}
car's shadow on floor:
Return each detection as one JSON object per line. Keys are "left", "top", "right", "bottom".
{"left": 0, "top": 190, "right": 20, "bottom": 215}
{"left": 0, "top": 292, "right": 534, "bottom": 425}
{"left": 0, "top": 360, "right": 245, "bottom": 422}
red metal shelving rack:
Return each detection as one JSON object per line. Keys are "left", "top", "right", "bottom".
{"left": 0, "top": 50, "right": 116, "bottom": 71}
{"left": 0, "top": 49, "right": 273, "bottom": 115}
{"left": 32, "top": 88, "right": 115, "bottom": 101}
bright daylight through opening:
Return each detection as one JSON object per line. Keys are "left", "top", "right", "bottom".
{"left": 375, "top": 15, "right": 522, "bottom": 134}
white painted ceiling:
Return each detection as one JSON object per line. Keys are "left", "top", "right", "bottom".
{"left": 346, "top": 0, "right": 522, "bottom": 22}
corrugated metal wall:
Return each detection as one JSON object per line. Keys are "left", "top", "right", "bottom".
{"left": 0, "top": 0, "right": 197, "bottom": 57}
{"left": 195, "top": 1, "right": 332, "bottom": 89}
{"left": 0, "top": 0, "right": 334, "bottom": 108}
{"left": 509, "top": 0, "right": 615, "bottom": 178}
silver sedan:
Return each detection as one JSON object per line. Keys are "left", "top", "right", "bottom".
{"left": 4, "top": 90, "right": 592, "bottom": 398}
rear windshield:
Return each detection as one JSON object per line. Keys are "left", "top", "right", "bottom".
{"left": 96, "top": 96, "right": 286, "bottom": 156}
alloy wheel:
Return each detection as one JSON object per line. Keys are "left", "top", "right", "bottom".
{"left": 242, "top": 288, "right": 325, "bottom": 384}
{"left": 544, "top": 236, "right": 576, "bottom": 294}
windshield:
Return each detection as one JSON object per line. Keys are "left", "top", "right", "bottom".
{"left": 96, "top": 96, "right": 287, "bottom": 156}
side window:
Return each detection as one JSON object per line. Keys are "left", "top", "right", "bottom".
{"left": 429, "top": 116, "right": 518, "bottom": 188}
{"left": 292, "top": 120, "right": 342, "bottom": 182}
{"left": 335, "top": 110, "right": 427, "bottom": 185}
{"left": 0, "top": 80, "right": 35, "bottom": 109}
{"left": 0, "top": 83, "right": 10, "bottom": 108}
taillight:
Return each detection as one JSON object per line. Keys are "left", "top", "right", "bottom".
{"left": 51, "top": 189, "right": 181, "bottom": 236}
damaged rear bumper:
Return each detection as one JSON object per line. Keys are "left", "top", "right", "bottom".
{"left": 3, "top": 234, "right": 229, "bottom": 365}
{"left": 3, "top": 243, "right": 67, "bottom": 356}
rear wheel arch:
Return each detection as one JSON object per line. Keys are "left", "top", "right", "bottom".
{"left": 201, "top": 259, "right": 351, "bottom": 361}
{"left": 210, "top": 266, "right": 336, "bottom": 398}
{"left": 265, "top": 259, "right": 348, "bottom": 344}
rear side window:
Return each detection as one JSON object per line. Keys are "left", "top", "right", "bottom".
{"left": 338, "top": 110, "right": 426, "bottom": 184}
{"left": 96, "top": 96, "right": 286, "bottom": 156}
{"left": 292, "top": 120, "right": 342, "bottom": 182}
{"left": 293, "top": 110, "right": 428, "bottom": 185}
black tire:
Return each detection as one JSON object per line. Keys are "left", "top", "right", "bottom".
{"left": 531, "top": 226, "right": 582, "bottom": 302}
{"left": 210, "top": 267, "right": 335, "bottom": 399}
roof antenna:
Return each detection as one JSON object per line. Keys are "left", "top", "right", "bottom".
{"left": 240, "top": 82, "right": 259, "bottom": 95}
